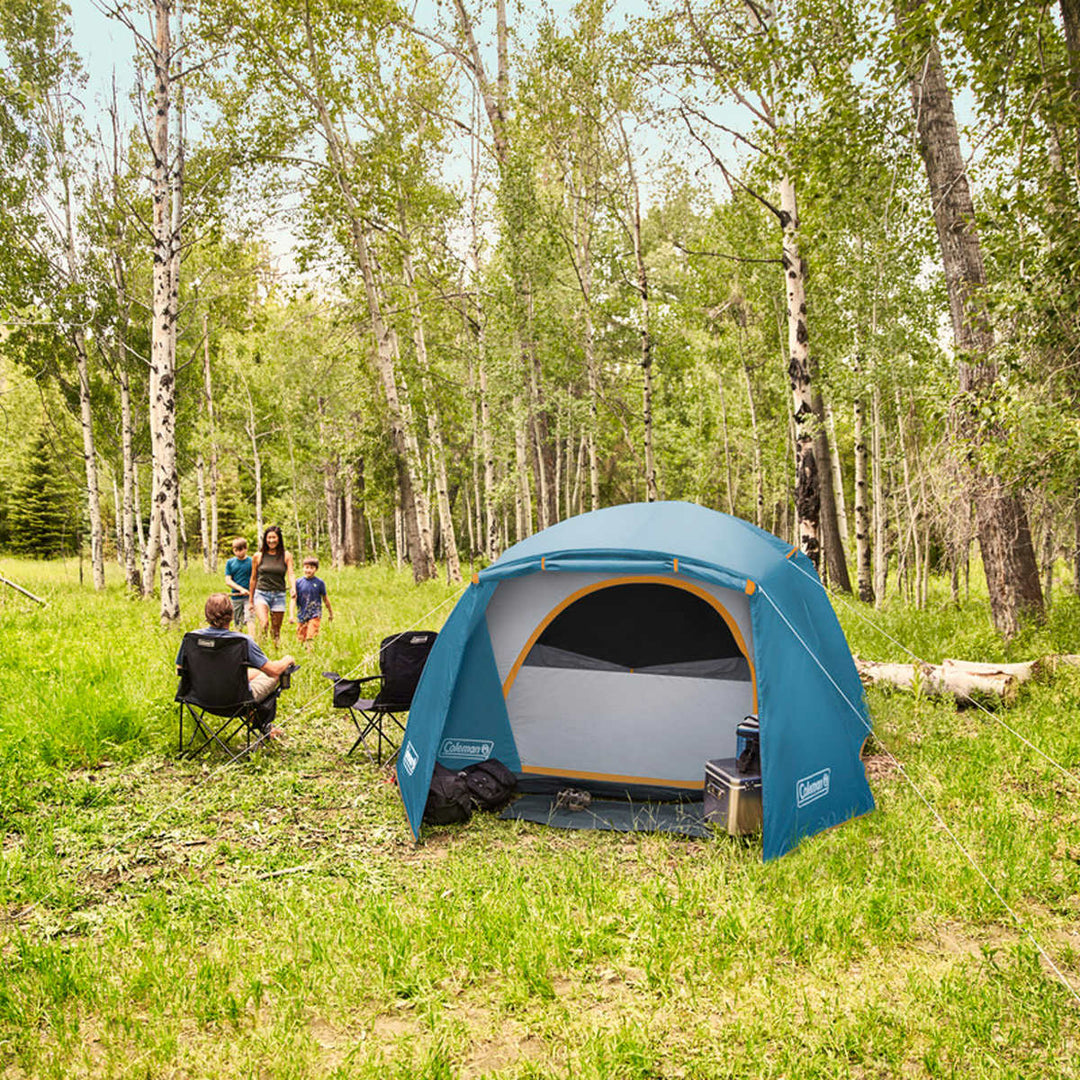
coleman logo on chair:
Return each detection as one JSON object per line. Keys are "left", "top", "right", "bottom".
{"left": 796, "top": 768, "right": 831, "bottom": 808}
{"left": 440, "top": 738, "right": 494, "bottom": 761}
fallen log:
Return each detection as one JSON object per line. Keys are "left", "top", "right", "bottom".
{"left": 855, "top": 654, "right": 1080, "bottom": 705}
{"left": 854, "top": 657, "right": 1024, "bottom": 705}
{"left": 0, "top": 572, "right": 46, "bottom": 606}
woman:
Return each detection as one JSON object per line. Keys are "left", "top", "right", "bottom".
{"left": 249, "top": 525, "right": 295, "bottom": 647}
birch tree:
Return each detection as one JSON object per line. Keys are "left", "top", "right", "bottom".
{"left": 0, "top": 0, "right": 106, "bottom": 589}
{"left": 648, "top": 0, "right": 851, "bottom": 586}
{"left": 898, "top": 0, "right": 1044, "bottom": 635}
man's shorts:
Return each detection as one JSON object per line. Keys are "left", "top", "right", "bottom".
{"left": 231, "top": 596, "right": 249, "bottom": 626}
{"left": 254, "top": 589, "right": 287, "bottom": 613}
{"left": 297, "top": 616, "right": 321, "bottom": 642}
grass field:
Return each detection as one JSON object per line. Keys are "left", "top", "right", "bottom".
{"left": 2, "top": 557, "right": 1080, "bottom": 1078}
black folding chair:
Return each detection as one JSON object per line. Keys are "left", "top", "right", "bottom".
{"left": 324, "top": 630, "right": 437, "bottom": 765}
{"left": 175, "top": 631, "right": 294, "bottom": 761}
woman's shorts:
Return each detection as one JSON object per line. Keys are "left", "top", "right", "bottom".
{"left": 254, "top": 589, "right": 287, "bottom": 613}
{"left": 230, "top": 596, "right": 250, "bottom": 625}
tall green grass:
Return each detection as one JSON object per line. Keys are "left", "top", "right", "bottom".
{"left": 1, "top": 557, "right": 1079, "bottom": 1078}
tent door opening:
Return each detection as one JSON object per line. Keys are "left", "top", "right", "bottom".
{"left": 501, "top": 578, "right": 756, "bottom": 794}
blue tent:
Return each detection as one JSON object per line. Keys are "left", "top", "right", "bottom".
{"left": 397, "top": 502, "right": 874, "bottom": 860}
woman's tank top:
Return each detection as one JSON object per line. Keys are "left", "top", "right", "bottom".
{"left": 258, "top": 551, "right": 287, "bottom": 592}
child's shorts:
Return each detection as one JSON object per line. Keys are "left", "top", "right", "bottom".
{"left": 297, "top": 617, "right": 321, "bottom": 642}
{"left": 231, "top": 596, "right": 249, "bottom": 626}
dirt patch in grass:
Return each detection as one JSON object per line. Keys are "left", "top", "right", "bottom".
{"left": 863, "top": 753, "right": 900, "bottom": 780}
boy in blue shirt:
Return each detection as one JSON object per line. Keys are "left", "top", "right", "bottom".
{"left": 292, "top": 555, "right": 333, "bottom": 646}
{"left": 224, "top": 537, "right": 255, "bottom": 634}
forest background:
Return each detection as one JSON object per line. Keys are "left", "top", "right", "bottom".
{"left": 2, "top": 0, "right": 1080, "bottom": 638}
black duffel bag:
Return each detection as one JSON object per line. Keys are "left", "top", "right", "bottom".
{"left": 461, "top": 758, "right": 517, "bottom": 811}
{"left": 423, "top": 763, "right": 472, "bottom": 825}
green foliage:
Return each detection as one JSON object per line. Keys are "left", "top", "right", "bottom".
{"left": 6, "top": 426, "right": 79, "bottom": 557}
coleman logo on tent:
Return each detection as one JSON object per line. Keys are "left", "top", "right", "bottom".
{"left": 402, "top": 741, "right": 419, "bottom": 776}
{"left": 796, "top": 768, "right": 831, "bottom": 808}
{"left": 440, "top": 737, "right": 494, "bottom": 761}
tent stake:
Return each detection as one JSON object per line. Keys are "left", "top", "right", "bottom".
{"left": 0, "top": 572, "right": 47, "bottom": 606}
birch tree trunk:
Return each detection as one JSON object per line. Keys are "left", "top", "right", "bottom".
{"left": 740, "top": 349, "right": 764, "bottom": 529}
{"left": 454, "top": 0, "right": 555, "bottom": 527}
{"left": 827, "top": 406, "right": 849, "bottom": 545}
{"left": 110, "top": 477, "right": 121, "bottom": 565}
{"left": 283, "top": 11, "right": 432, "bottom": 581}
{"left": 401, "top": 217, "right": 461, "bottom": 582}
{"left": 133, "top": 457, "right": 146, "bottom": 562}
{"left": 871, "top": 386, "right": 888, "bottom": 605}
{"left": 55, "top": 123, "right": 104, "bottom": 588}
{"left": 854, "top": 395, "right": 874, "bottom": 604}
{"left": 780, "top": 176, "right": 821, "bottom": 568}
{"left": 196, "top": 453, "right": 209, "bottom": 568}
{"left": 119, "top": 373, "right": 138, "bottom": 592}
{"left": 514, "top": 394, "right": 532, "bottom": 541}
{"left": 324, "top": 463, "right": 341, "bottom": 567}
{"left": 148, "top": 0, "right": 180, "bottom": 622}
{"left": 903, "top": 5, "right": 1043, "bottom": 635}
{"left": 468, "top": 155, "right": 498, "bottom": 561}
{"left": 717, "top": 370, "right": 735, "bottom": 515}
{"left": 202, "top": 310, "right": 219, "bottom": 571}
{"left": 73, "top": 334, "right": 105, "bottom": 590}
{"left": 36, "top": 45, "right": 105, "bottom": 589}
{"left": 617, "top": 118, "right": 657, "bottom": 502}
{"left": 240, "top": 372, "right": 264, "bottom": 538}
{"left": 894, "top": 388, "right": 920, "bottom": 605}
{"left": 142, "top": 469, "right": 160, "bottom": 598}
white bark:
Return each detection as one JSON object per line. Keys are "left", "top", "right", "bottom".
{"left": 617, "top": 118, "right": 657, "bottom": 502}
{"left": 514, "top": 395, "right": 531, "bottom": 541}
{"left": 871, "top": 386, "right": 888, "bottom": 605}
{"left": 74, "top": 334, "right": 105, "bottom": 590}
{"left": 202, "top": 310, "right": 219, "bottom": 571}
{"left": 148, "top": 0, "right": 180, "bottom": 623}
{"left": 196, "top": 453, "right": 209, "bottom": 568}
{"left": 733, "top": 330, "right": 765, "bottom": 528}
{"left": 854, "top": 396, "right": 874, "bottom": 604}
{"left": 401, "top": 222, "right": 461, "bottom": 582}
{"left": 119, "top": 370, "right": 139, "bottom": 591}
{"left": 288, "top": 14, "right": 433, "bottom": 581}
{"left": 780, "top": 177, "right": 819, "bottom": 567}
{"left": 827, "top": 405, "right": 849, "bottom": 544}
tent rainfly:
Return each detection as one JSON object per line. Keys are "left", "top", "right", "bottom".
{"left": 397, "top": 502, "right": 875, "bottom": 860}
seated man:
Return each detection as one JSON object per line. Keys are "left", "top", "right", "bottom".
{"left": 179, "top": 593, "right": 297, "bottom": 736}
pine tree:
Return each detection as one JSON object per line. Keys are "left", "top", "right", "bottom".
{"left": 10, "top": 430, "right": 77, "bottom": 557}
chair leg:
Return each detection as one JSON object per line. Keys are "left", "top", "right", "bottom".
{"left": 346, "top": 708, "right": 378, "bottom": 762}
{"left": 179, "top": 702, "right": 268, "bottom": 761}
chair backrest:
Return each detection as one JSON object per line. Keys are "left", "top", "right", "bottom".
{"left": 375, "top": 631, "right": 438, "bottom": 709}
{"left": 176, "top": 632, "right": 254, "bottom": 713}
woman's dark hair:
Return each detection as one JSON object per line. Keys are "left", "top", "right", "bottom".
{"left": 205, "top": 593, "right": 233, "bottom": 629}
{"left": 260, "top": 525, "right": 284, "bottom": 557}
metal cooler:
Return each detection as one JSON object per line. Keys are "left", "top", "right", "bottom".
{"left": 704, "top": 757, "right": 762, "bottom": 835}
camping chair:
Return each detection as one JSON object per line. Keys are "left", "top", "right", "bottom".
{"left": 175, "top": 631, "right": 295, "bottom": 761}
{"left": 323, "top": 630, "right": 437, "bottom": 766}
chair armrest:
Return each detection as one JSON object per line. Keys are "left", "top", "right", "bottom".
{"left": 279, "top": 662, "right": 300, "bottom": 691}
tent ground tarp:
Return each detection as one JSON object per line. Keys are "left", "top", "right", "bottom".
{"left": 500, "top": 794, "right": 713, "bottom": 838}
